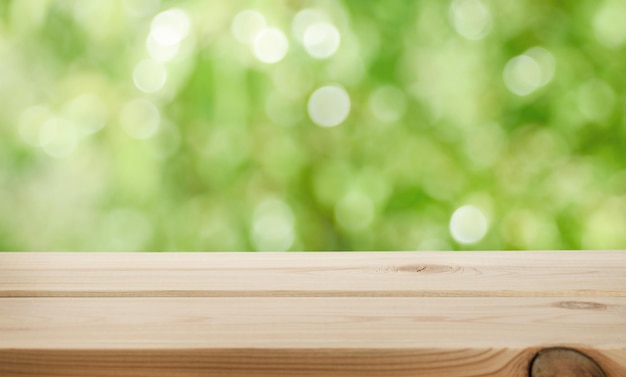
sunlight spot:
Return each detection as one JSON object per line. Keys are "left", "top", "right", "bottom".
{"left": 594, "top": 0, "right": 626, "bottom": 48}
{"left": 232, "top": 10, "right": 266, "bottom": 44}
{"left": 449, "top": 205, "right": 488, "bottom": 244}
{"left": 39, "top": 117, "right": 78, "bottom": 158}
{"left": 252, "top": 198, "right": 295, "bottom": 251}
{"left": 503, "top": 55, "right": 542, "bottom": 96}
{"left": 252, "top": 28, "right": 288, "bottom": 64}
{"left": 150, "top": 8, "right": 190, "bottom": 46}
{"left": 449, "top": 0, "right": 492, "bottom": 40}
{"left": 133, "top": 59, "right": 167, "bottom": 93}
{"left": 292, "top": 9, "right": 327, "bottom": 42}
{"left": 307, "top": 85, "right": 350, "bottom": 127}
{"left": 582, "top": 197, "right": 626, "bottom": 249}
{"left": 525, "top": 46, "right": 555, "bottom": 86}
{"left": 303, "top": 22, "right": 340, "bottom": 59}
{"left": 147, "top": 34, "right": 180, "bottom": 62}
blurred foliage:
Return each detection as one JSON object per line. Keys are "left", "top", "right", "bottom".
{"left": 1, "top": 0, "right": 626, "bottom": 251}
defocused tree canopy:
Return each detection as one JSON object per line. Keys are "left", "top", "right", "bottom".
{"left": 0, "top": 0, "right": 625, "bottom": 251}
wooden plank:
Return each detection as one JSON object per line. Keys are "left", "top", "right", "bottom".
{"left": 1, "top": 251, "right": 625, "bottom": 297}
{"left": 0, "top": 348, "right": 542, "bottom": 377}
{"left": 3, "top": 348, "right": 624, "bottom": 377}
{"left": 2, "top": 297, "right": 625, "bottom": 349}
{"left": 1, "top": 251, "right": 625, "bottom": 376}
{"left": 1, "top": 297, "right": 625, "bottom": 376}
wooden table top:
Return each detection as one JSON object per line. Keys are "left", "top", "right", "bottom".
{"left": 1, "top": 251, "right": 624, "bottom": 377}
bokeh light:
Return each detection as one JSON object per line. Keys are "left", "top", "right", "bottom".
{"left": 503, "top": 55, "right": 540, "bottom": 96}
{"left": 252, "top": 198, "right": 295, "bottom": 251}
{"left": 303, "top": 22, "right": 341, "bottom": 59}
{"left": 39, "top": 117, "right": 78, "bottom": 158}
{"left": 133, "top": 59, "right": 168, "bottom": 93}
{"left": 307, "top": 85, "right": 351, "bottom": 127}
{"left": 232, "top": 10, "right": 266, "bottom": 44}
{"left": 293, "top": 9, "right": 328, "bottom": 42}
{"left": 150, "top": 8, "right": 190, "bottom": 47}
{"left": 253, "top": 28, "right": 289, "bottom": 64}
{"left": 449, "top": 205, "right": 489, "bottom": 244}
{"left": 449, "top": 0, "right": 492, "bottom": 40}
{"left": 1, "top": 1, "right": 625, "bottom": 252}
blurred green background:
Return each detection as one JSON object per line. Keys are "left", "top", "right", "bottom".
{"left": 1, "top": 0, "right": 625, "bottom": 251}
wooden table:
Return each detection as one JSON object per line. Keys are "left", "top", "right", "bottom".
{"left": 1, "top": 251, "right": 624, "bottom": 376}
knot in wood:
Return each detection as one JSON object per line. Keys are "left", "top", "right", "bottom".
{"left": 554, "top": 301, "right": 608, "bottom": 311}
{"left": 530, "top": 347, "right": 606, "bottom": 377}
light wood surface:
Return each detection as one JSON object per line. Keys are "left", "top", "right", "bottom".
{"left": 0, "top": 251, "right": 624, "bottom": 376}
{"left": 1, "top": 251, "right": 625, "bottom": 297}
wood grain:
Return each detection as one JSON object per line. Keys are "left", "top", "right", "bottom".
{"left": 2, "top": 297, "right": 626, "bottom": 349}
{"left": 1, "top": 251, "right": 625, "bottom": 297}
{"left": 0, "top": 251, "right": 625, "bottom": 376}
{"left": 0, "top": 348, "right": 538, "bottom": 377}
